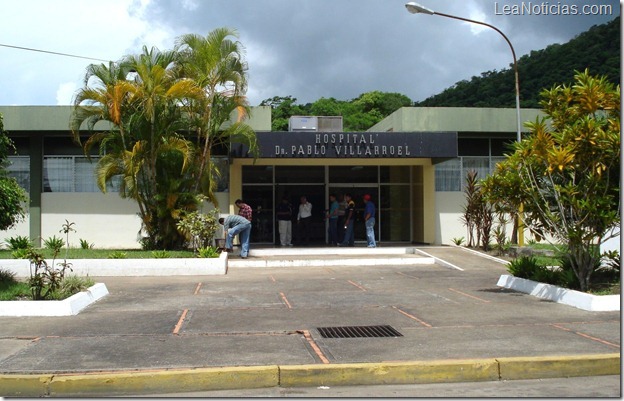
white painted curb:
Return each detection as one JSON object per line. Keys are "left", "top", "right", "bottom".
{"left": 0, "top": 283, "right": 109, "bottom": 316}
{"left": 0, "top": 252, "right": 227, "bottom": 277}
{"left": 497, "top": 274, "right": 620, "bottom": 312}
{"left": 229, "top": 256, "right": 435, "bottom": 268}
{"left": 249, "top": 247, "right": 413, "bottom": 257}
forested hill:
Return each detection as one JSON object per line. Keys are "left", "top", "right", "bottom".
{"left": 414, "top": 16, "right": 620, "bottom": 108}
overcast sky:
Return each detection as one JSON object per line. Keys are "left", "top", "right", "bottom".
{"left": 0, "top": 0, "right": 619, "bottom": 107}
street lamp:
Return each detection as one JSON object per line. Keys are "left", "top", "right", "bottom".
{"left": 405, "top": 2, "right": 521, "bottom": 143}
{"left": 405, "top": 2, "right": 525, "bottom": 244}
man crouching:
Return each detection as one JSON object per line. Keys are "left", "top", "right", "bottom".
{"left": 219, "top": 215, "right": 252, "bottom": 259}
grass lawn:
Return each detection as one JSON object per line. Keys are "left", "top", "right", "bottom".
{"left": 0, "top": 275, "right": 96, "bottom": 301}
{"left": 0, "top": 248, "right": 198, "bottom": 260}
{"left": 0, "top": 280, "right": 31, "bottom": 300}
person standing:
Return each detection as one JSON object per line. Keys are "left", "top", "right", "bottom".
{"left": 297, "top": 195, "right": 313, "bottom": 245}
{"left": 235, "top": 199, "right": 253, "bottom": 222}
{"left": 276, "top": 196, "right": 293, "bottom": 246}
{"left": 219, "top": 214, "right": 252, "bottom": 259}
{"left": 336, "top": 194, "right": 347, "bottom": 243}
{"left": 363, "top": 194, "right": 376, "bottom": 248}
{"left": 326, "top": 194, "right": 339, "bottom": 246}
{"left": 339, "top": 193, "right": 355, "bottom": 247}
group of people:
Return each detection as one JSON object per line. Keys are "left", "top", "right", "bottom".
{"left": 325, "top": 193, "right": 376, "bottom": 248}
{"left": 218, "top": 194, "right": 377, "bottom": 258}
{"left": 277, "top": 193, "right": 376, "bottom": 248}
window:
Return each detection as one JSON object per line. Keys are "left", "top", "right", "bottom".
{"left": 276, "top": 166, "right": 323, "bottom": 183}
{"left": 435, "top": 137, "right": 514, "bottom": 192}
{"left": 243, "top": 166, "right": 273, "bottom": 184}
{"left": 43, "top": 156, "right": 119, "bottom": 193}
{"left": 435, "top": 159, "right": 461, "bottom": 192}
{"left": 43, "top": 157, "right": 73, "bottom": 192}
{"left": 6, "top": 156, "right": 30, "bottom": 192}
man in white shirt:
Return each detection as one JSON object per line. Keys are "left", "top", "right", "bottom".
{"left": 297, "top": 195, "right": 313, "bottom": 245}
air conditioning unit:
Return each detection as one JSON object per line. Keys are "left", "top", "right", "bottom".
{"left": 318, "top": 116, "right": 343, "bottom": 132}
{"left": 288, "top": 116, "right": 318, "bottom": 132}
{"left": 288, "top": 116, "right": 343, "bottom": 132}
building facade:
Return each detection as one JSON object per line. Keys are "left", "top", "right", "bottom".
{"left": 1, "top": 105, "right": 543, "bottom": 248}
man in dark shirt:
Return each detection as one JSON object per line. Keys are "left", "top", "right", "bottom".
{"left": 339, "top": 193, "right": 355, "bottom": 247}
{"left": 235, "top": 199, "right": 253, "bottom": 222}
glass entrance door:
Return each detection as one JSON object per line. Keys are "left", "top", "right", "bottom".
{"left": 275, "top": 185, "right": 326, "bottom": 245}
{"left": 328, "top": 186, "right": 379, "bottom": 244}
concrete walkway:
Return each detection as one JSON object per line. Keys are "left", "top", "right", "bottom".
{"left": 0, "top": 246, "right": 619, "bottom": 396}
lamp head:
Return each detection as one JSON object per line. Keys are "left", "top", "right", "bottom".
{"left": 405, "top": 2, "right": 435, "bottom": 15}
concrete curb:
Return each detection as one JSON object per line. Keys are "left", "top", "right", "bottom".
{"left": 1, "top": 252, "right": 228, "bottom": 277}
{"left": 229, "top": 256, "right": 435, "bottom": 268}
{"left": 0, "top": 283, "right": 109, "bottom": 317}
{"left": 1, "top": 354, "right": 619, "bottom": 397}
{"left": 497, "top": 274, "right": 620, "bottom": 311}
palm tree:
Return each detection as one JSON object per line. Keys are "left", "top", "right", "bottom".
{"left": 176, "top": 29, "right": 258, "bottom": 203}
{"left": 72, "top": 47, "right": 203, "bottom": 249}
{"left": 71, "top": 29, "right": 259, "bottom": 249}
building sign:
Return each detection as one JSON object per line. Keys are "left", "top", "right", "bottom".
{"left": 231, "top": 131, "right": 457, "bottom": 159}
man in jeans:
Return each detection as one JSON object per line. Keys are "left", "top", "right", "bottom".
{"left": 219, "top": 214, "right": 252, "bottom": 259}
{"left": 363, "top": 194, "right": 376, "bottom": 248}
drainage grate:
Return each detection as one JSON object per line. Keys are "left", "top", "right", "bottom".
{"left": 317, "top": 325, "right": 403, "bottom": 338}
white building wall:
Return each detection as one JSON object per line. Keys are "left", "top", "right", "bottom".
{"left": 0, "top": 206, "right": 30, "bottom": 247}
{"left": 1, "top": 193, "right": 230, "bottom": 250}
{"left": 435, "top": 191, "right": 466, "bottom": 245}
{"left": 41, "top": 193, "right": 142, "bottom": 249}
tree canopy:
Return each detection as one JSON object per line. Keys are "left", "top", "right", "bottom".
{"left": 415, "top": 17, "right": 620, "bottom": 108}
{"left": 260, "top": 91, "right": 412, "bottom": 131}
{"left": 71, "top": 28, "right": 257, "bottom": 250}
{"left": 0, "top": 113, "right": 28, "bottom": 231}
{"left": 482, "top": 70, "right": 620, "bottom": 291}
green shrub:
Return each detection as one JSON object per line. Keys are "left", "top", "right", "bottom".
{"left": 52, "top": 275, "right": 95, "bottom": 300}
{"left": 197, "top": 246, "right": 220, "bottom": 258}
{"left": 4, "top": 235, "right": 32, "bottom": 251}
{"left": 107, "top": 251, "right": 127, "bottom": 259}
{"left": 11, "top": 248, "right": 30, "bottom": 259}
{"left": 151, "top": 250, "right": 170, "bottom": 259}
{"left": 451, "top": 237, "right": 465, "bottom": 246}
{"left": 507, "top": 256, "right": 541, "bottom": 279}
{"left": 43, "top": 235, "right": 65, "bottom": 252}
{"left": 26, "top": 248, "right": 71, "bottom": 300}
{"left": 0, "top": 268, "right": 17, "bottom": 284}
{"left": 531, "top": 266, "right": 559, "bottom": 285}
{"left": 177, "top": 210, "right": 220, "bottom": 252}
{"left": 79, "top": 239, "right": 94, "bottom": 250}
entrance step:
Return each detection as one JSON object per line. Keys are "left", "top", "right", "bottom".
{"left": 228, "top": 247, "right": 435, "bottom": 268}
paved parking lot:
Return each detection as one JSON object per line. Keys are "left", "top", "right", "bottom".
{"left": 0, "top": 246, "right": 619, "bottom": 396}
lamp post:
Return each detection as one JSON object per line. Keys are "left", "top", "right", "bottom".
{"left": 405, "top": 2, "right": 524, "bottom": 244}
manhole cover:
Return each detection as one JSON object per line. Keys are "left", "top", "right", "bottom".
{"left": 317, "top": 325, "right": 403, "bottom": 338}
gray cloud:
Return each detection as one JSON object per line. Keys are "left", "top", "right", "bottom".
{"left": 140, "top": 0, "right": 618, "bottom": 105}
{"left": 0, "top": 0, "right": 618, "bottom": 106}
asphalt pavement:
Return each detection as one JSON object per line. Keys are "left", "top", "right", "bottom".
{"left": 0, "top": 245, "right": 619, "bottom": 397}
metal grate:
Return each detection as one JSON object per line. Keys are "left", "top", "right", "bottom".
{"left": 317, "top": 325, "right": 403, "bottom": 339}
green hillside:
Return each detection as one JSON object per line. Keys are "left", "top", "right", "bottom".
{"left": 414, "top": 17, "right": 620, "bottom": 108}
